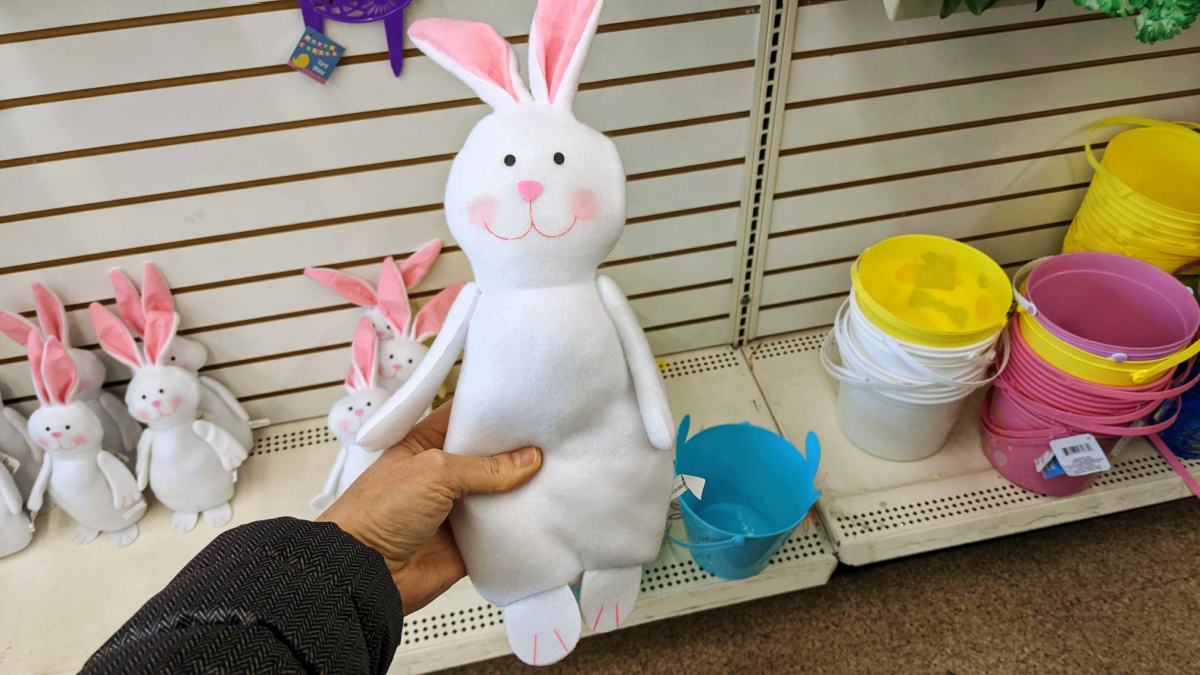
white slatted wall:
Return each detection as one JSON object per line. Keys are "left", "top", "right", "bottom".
{"left": 752, "top": 0, "right": 1200, "bottom": 338}
{"left": 0, "top": 1, "right": 764, "bottom": 424}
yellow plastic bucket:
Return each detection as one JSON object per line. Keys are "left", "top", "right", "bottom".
{"left": 851, "top": 235, "right": 1011, "bottom": 348}
{"left": 1017, "top": 309, "right": 1200, "bottom": 386}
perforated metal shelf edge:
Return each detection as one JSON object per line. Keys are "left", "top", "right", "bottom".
{"left": 746, "top": 328, "right": 1200, "bottom": 566}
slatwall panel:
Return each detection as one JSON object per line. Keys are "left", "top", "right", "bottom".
{"left": 0, "top": 1, "right": 763, "bottom": 423}
{"left": 752, "top": 0, "right": 1200, "bottom": 339}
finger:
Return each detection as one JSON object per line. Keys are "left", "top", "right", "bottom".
{"left": 389, "top": 400, "right": 454, "bottom": 459}
{"left": 438, "top": 447, "right": 541, "bottom": 497}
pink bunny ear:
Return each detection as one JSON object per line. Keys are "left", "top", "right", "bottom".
{"left": 89, "top": 303, "right": 144, "bottom": 370}
{"left": 409, "top": 18, "right": 532, "bottom": 111}
{"left": 40, "top": 337, "right": 78, "bottom": 406}
{"left": 0, "top": 309, "right": 40, "bottom": 347}
{"left": 410, "top": 283, "right": 465, "bottom": 342}
{"left": 31, "top": 283, "right": 69, "bottom": 347}
{"left": 304, "top": 268, "right": 379, "bottom": 307}
{"left": 399, "top": 241, "right": 442, "bottom": 290}
{"left": 376, "top": 257, "right": 412, "bottom": 336}
{"left": 141, "top": 263, "right": 174, "bottom": 315}
{"left": 349, "top": 317, "right": 378, "bottom": 391}
{"left": 142, "top": 311, "right": 179, "bottom": 366}
{"left": 110, "top": 269, "right": 147, "bottom": 337}
{"left": 528, "top": 0, "right": 603, "bottom": 109}
{"left": 24, "top": 332, "right": 49, "bottom": 404}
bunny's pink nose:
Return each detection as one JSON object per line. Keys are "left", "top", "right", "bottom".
{"left": 152, "top": 400, "right": 162, "bottom": 408}
{"left": 517, "top": 180, "right": 543, "bottom": 202}
{"left": 354, "top": 409, "right": 364, "bottom": 417}
{"left": 51, "top": 432, "right": 62, "bottom": 439}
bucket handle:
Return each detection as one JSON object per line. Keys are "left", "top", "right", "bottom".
{"left": 1131, "top": 339, "right": 1200, "bottom": 384}
{"left": 1148, "top": 433, "right": 1200, "bottom": 500}
{"left": 666, "top": 531, "right": 745, "bottom": 551}
{"left": 1085, "top": 117, "right": 1200, "bottom": 192}
{"left": 1010, "top": 257, "right": 1053, "bottom": 317}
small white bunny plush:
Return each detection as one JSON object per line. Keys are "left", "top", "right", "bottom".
{"left": 0, "top": 399, "right": 41, "bottom": 557}
{"left": 90, "top": 304, "right": 247, "bottom": 534}
{"left": 0, "top": 462, "right": 34, "bottom": 557}
{"left": 357, "top": 0, "right": 674, "bottom": 665}
{"left": 374, "top": 258, "right": 464, "bottom": 394}
{"left": 309, "top": 318, "right": 390, "bottom": 512}
{"left": 110, "top": 263, "right": 255, "bottom": 450}
{"left": 304, "top": 240, "right": 444, "bottom": 342}
{"left": 24, "top": 334, "right": 145, "bottom": 547}
{"left": 0, "top": 285, "right": 142, "bottom": 465}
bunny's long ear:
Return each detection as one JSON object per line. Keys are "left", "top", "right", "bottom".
{"left": 409, "top": 18, "right": 532, "bottom": 112}
{"left": 348, "top": 317, "right": 379, "bottom": 391}
{"left": 376, "top": 257, "right": 412, "bottom": 336}
{"left": 41, "top": 337, "right": 78, "bottom": 406}
{"left": 143, "top": 311, "right": 180, "bottom": 366}
{"left": 304, "top": 268, "right": 379, "bottom": 307}
{"left": 89, "top": 303, "right": 145, "bottom": 370}
{"left": 141, "top": 263, "right": 175, "bottom": 315}
{"left": 410, "top": 283, "right": 465, "bottom": 342}
{"left": 399, "top": 241, "right": 442, "bottom": 290}
{"left": 528, "top": 0, "right": 603, "bottom": 110}
{"left": 31, "top": 283, "right": 70, "bottom": 347}
{"left": 25, "top": 332, "right": 50, "bottom": 404}
{"left": 0, "top": 309, "right": 40, "bottom": 347}
{"left": 110, "top": 268, "right": 147, "bottom": 337}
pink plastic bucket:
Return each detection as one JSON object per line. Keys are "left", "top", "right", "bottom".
{"left": 1023, "top": 252, "right": 1198, "bottom": 361}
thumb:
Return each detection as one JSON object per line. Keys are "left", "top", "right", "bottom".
{"left": 441, "top": 446, "right": 542, "bottom": 497}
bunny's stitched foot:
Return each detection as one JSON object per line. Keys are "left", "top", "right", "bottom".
{"left": 504, "top": 584, "right": 581, "bottom": 666}
{"left": 71, "top": 525, "right": 99, "bottom": 545}
{"left": 202, "top": 502, "right": 233, "bottom": 528}
{"left": 579, "top": 566, "right": 642, "bottom": 633}
{"left": 109, "top": 524, "right": 139, "bottom": 547}
{"left": 172, "top": 511, "right": 199, "bottom": 533}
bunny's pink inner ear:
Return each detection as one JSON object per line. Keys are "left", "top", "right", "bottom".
{"left": 24, "top": 332, "right": 49, "bottom": 404}
{"left": 409, "top": 18, "right": 531, "bottom": 111}
{"left": 41, "top": 337, "right": 78, "bottom": 406}
{"left": 399, "top": 241, "right": 442, "bottom": 290}
{"left": 109, "top": 269, "right": 147, "bottom": 336}
{"left": 141, "top": 263, "right": 174, "bottom": 315}
{"left": 142, "top": 311, "right": 179, "bottom": 366}
{"left": 31, "top": 283, "right": 69, "bottom": 347}
{"left": 529, "top": 0, "right": 602, "bottom": 108}
{"left": 351, "top": 317, "right": 379, "bottom": 390}
{"left": 89, "top": 303, "right": 143, "bottom": 370}
{"left": 376, "top": 257, "right": 412, "bottom": 336}
{"left": 411, "top": 283, "right": 465, "bottom": 342}
{"left": 304, "top": 268, "right": 379, "bottom": 307}
{"left": 0, "top": 310, "right": 39, "bottom": 347}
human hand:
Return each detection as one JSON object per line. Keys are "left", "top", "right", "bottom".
{"left": 317, "top": 402, "right": 541, "bottom": 613}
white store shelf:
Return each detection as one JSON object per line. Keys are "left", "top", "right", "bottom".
{"left": 0, "top": 345, "right": 836, "bottom": 675}
{"left": 747, "top": 329, "right": 1200, "bottom": 566}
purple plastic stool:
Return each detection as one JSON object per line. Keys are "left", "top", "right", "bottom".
{"left": 298, "top": 0, "right": 414, "bottom": 75}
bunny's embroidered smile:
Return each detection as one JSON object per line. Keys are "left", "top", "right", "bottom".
{"left": 469, "top": 187, "right": 598, "bottom": 241}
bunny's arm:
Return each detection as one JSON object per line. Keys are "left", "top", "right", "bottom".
{"left": 0, "top": 470, "right": 22, "bottom": 515}
{"left": 358, "top": 282, "right": 478, "bottom": 452}
{"left": 597, "top": 276, "right": 675, "bottom": 451}
{"left": 136, "top": 429, "right": 153, "bottom": 490}
{"left": 194, "top": 420, "right": 249, "bottom": 472}
{"left": 99, "top": 390, "right": 143, "bottom": 453}
{"left": 27, "top": 455, "right": 51, "bottom": 513}
{"left": 97, "top": 450, "right": 145, "bottom": 510}
{"left": 310, "top": 445, "right": 348, "bottom": 512}
{"left": 2, "top": 406, "right": 41, "bottom": 463}
{"left": 199, "top": 376, "right": 252, "bottom": 422}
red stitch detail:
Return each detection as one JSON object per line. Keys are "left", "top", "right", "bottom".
{"left": 481, "top": 202, "right": 579, "bottom": 241}
{"left": 592, "top": 604, "right": 604, "bottom": 631}
{"left": 615, "top": 604, "right": 621, "bottom": 629}
{"left": 532, "top": 635, "right": 537, "bottom": 666}
{"left": 555, "top": 629, "right": 568, "bottom": 652}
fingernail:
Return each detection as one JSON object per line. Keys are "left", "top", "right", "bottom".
{"left": 512, "top": 446, "right": 538, "bottom": 468}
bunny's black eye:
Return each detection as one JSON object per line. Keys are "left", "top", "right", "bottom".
{"left": 170, "top": 356, "right": 176, "bottom": 361}
{"left": 408, "top": 359, "right": 413, "bottom": 364}
{"left": 348, "top": 406, "right": 353, "bottom": 411}
{"left": 45, "top": 427, "right": 50, "bottom": 432}
{"left": 553, "top": 152, "right": 565, "bottom": 165}
{"left": 65, "top": 425, "right": 70, "bottom": 430}
{"left": 366, "top": 402, "right": 371, "bottom": 407}
{"left": 159, "top": 389, "right": 164, "bottom": 394}
{"left": 142, "top": 395, "right": 147, "bottom": 400}
{"left": 503, "top": 154, "right": 516, "bottom": 167}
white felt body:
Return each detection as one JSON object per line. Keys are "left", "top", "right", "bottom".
{"left": 0, "top": 407, "right": 41, "bottom": 499}
{"left": 445, "top": 282, "right": 673, "bottom": 606}
{"left": 0, "top": 467, "right": 32, "bottom": 557}
{"left": 198, "top": 381, "right": 253, "bottom": 450}
{"left": 146, "top": 424, "right": 235, "bottom": 513}
{"left": 45, "top": 454, "right": 142, "bottom": 532}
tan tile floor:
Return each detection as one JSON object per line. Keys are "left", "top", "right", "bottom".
{"left": 440, "top": 499, "right": 1200, "bottom": 674}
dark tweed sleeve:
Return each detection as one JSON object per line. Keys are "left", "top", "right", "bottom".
{"left": 83, "top": 517, "right": 404, "bottom": 675}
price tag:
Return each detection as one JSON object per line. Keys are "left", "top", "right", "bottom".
{"left": 671, "top": 474, "right": 706, "bottom": 501}
{"left": 1049, "top": 434, "right": 1110, "bottom": 477}
{"left": 0, "top": 451, "right": 19, "bottom": 476}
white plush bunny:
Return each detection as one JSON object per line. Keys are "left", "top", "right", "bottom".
{"left": 304, "top": 240, "right": 445, "bottom": 342}
{"left": 0, "top": 285, "right": 142, "bottom": 465}
{"left": 110, "top": 263, "right": 255, "bottom": 451}
{"left": 24, "top": 334, "right": 145, "bottom": 547}
{"left": 0, "top": 462, "right": 34, "bottom": 557}
{"left": 374, "top": 258, "right": 464, "bottom": 394}
{"left": 310, "top": 318, "right": 390, "bottom": 512}
{"left": 357, "top": 0, "right": 674, "bottom": 665}
{"left": 0, "top": 399, "right": 41, "bottom": 557}
{"left": 90, "top": 304, "right": 247, "bottom": 534}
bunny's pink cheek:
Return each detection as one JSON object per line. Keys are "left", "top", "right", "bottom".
{"left": 137, "top": 410, "right": 151, "bottom": 421}
{"left": 336, "top": 419, "right": 353, "bottom": 432}
{"left": 467, "top": 197, "right": 499, "bottom": 227}
{"left": 171, "top": 396, "right": 183, "bottom": 407}
{"left": 37, "top": 438, "right": 49, "bottom": 448}
{"left": 73, "top": 435, "right": 87, "bottom": 446}
{"left": 571, "top": 189, "right": 598, "bottom": 222}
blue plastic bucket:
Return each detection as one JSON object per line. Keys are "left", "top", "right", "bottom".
{"left": 668, "top": 416, "right": 821, "bottom": 580}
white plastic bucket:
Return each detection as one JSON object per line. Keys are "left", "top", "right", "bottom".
{"left": 836, "top": 379, "right": 967, "bottom": 461}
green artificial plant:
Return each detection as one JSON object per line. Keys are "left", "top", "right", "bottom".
{"left": 939, "top": 0, "right": 1199, "bottom": 43}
